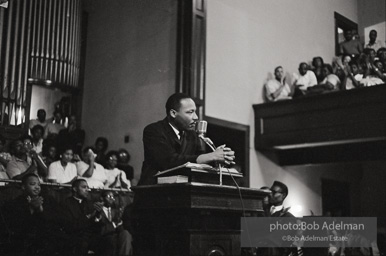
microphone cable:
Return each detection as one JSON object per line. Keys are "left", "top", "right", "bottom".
{"left": 224, "top": 166, "right": 255, "bottom": 253}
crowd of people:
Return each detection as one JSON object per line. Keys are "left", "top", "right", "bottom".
{"left": 0, "top": 107, "right": 136, "bottom": 255}
{"left": 0, "top": 108, "right": 134, "bottom": 190}
{"left": 265, "top": 29, "right": 386, "bottom": 102}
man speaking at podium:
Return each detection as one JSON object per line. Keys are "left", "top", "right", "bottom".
{"left": 138, "top": 93, "right": 236, "bottom": 185}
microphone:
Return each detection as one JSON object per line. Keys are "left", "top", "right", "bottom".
{"left": 196, "top": 120, "right": 208, "bottom": 136}
{"left": 196, "top": 120, "right": 216, "bottom": 151}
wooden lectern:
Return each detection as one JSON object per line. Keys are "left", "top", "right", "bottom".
{"left": 131, "top": 181, "right": 268, "bottom": 256}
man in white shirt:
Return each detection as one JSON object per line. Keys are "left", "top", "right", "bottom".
{"left": 293, "top": 62, "right": 317, "bottom": 96}
{"left": 365, "top": 30, "right": 385, "bottom": 52}
{"left": 265, "top": 66, "right": 293, "bottom": 102}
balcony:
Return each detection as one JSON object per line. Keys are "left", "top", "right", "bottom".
{"left": 253, "top": 85, "right": 386, "bottom": 165}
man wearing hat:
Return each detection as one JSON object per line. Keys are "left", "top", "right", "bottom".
{"left": 269, "top": 180, "right": 294, "bottom": 217}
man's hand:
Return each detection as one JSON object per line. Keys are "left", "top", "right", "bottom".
{"left": 93, "top": 202, "right": 104, "bottom": 218}
{"left": 28, "top": 196, "right": 44, "bottom": 212}
{"left": 197, "top": 145, "right": 236, "bottom": 165}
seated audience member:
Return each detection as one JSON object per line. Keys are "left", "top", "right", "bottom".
{"left": 2, "top": 173, "right": 67, "bottom": 255}
{"left": 57, "top": 114, "right": 85, "bottom": 155}
{"left": 310, "top": 64, "right": 340, "bottom": 92}
{"left": 343, "top": 61, "right": 363, "bottom": 90}
{"left": 30, "top": 125, "right": 44, "bottom": 154}
{"left": 339, "top": 29, "right": 363, "bottom": 57}
{"left": 312, "top": 56, "right": 325, "bottom": 83}
{"left": 47, "top": 145, "right": 78, "bottom": 184}
{"left": 104, "top": 151, "right": 131, "bottom": 189}
{"left": 41, "top": 141, "right": 57, "bottom": 167}
{"left": 98, "top": 191, "right": 132, "bottom": 256}
{"left": 363, "top": 48, "right": 377, "bottom": 64}
{"left": 365, "top": 29, "right": 385, "bottom": 51}
{"left": 377, "top": 47, "right": 386, "bottom": 67}
{"left": 94, "top": 137, "right": 108, "bottom": 166}
{"left": 268, "top": 180, "right": 294, "bottom": 217}
{"left": 6, "top": 139, "right": 47, "bottom": 180}
{"left": 0, "top": 135, "right": 11, "bottom": 179}
{"left": 44, "top": 110, "right": 65, "bottom": 139}
{"left": 293, "top": 62, "right": 317, "bottom": 96}
{"left": 117, "top": 148, "right": 134, "bottom": 181}
{"left": 265, "top": 66, "right": 294, "bottom": 102}
{"left": 342, "top": 54, "right": 352, "bottom": 66}
{"left": 373, "top": 60, "right": 386, "bottom": 82}
{"left": 359, "top": 55, "right": 385, "bottom": 87}
{"left": 29, "top": 109, "right": 48, "bottom": 130}
{"left": 23, "top": 135, "right": 48, "bottom": 177}
{"left": 75, "top": 147, "right": 107, "bottom": 189}
{"left": 61, "top": 179, "right": 113, "bottom": 255}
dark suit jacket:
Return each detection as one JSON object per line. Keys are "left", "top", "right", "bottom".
{"left": 61, "top": 196, "right": 100, "bottom": 235}
{"left": 138, "top": 118, "right": 205, "bottom": 185}
{"left": 99, "top": 207, "right": 123, "bottom": 236}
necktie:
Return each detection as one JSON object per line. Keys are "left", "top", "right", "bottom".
{"left": 108, "top": 208, "right": 112, "bottom": 222}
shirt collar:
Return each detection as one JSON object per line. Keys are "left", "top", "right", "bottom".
{"left": 169, "top": 123, "right": 181, "bottom": 140}
{"left": 73, "top": 196, "right": 83, "bottom": 204}
{"left": 270, "top": 205, "right": 284, "bottom": 214}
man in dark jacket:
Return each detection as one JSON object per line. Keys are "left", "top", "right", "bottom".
{"left": 138, "top": 93, "right": 235, "bottom": 185}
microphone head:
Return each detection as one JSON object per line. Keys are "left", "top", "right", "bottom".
{"left": 196, "top": 120, "right": 207, "bottom": 135}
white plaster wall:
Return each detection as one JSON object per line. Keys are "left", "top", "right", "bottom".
{"left": 82, "top": 0, "right": 177, "bottom": 183}
{"left": 206, "top": 0, "right": 358, "bottom": 216}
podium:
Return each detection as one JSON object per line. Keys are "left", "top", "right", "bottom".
{"left": 131, "top": 182, "right": 268, "bottom": 256}
{"left": 154, "top": 162, "right": 244, "bottom": 185}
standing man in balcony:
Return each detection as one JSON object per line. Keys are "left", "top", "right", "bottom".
{"left": 339, "top": 29, "right": 363, "bottom": 57}
{"left": 138, "top": 92, "right": 236, "bottom": 185}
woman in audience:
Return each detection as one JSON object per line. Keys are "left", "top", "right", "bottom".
{"left": 104, "top": 151, "right": 131, "bottom": 189}
{"left": 311, "top": 56, "right": 325, "bottom": 83}
{"left": 373, "top": 60, "right": 386, "bottom": 82}
{"left": 359, "top": 55, "right": 384, "bottom": 87}
{"left": 309, "top": 64, "right": 341, "bottom": 93}
{"left": 94, "top": 137, "right": 108, "bottom": 166}
{"left": 47, "top": 145, "right": 77, "bottom": 184}
{"left": 75, "top": 146, "right": 107, "bottom": 189}
{"left": 30, "top": 125, "right": 44, "bottom": 154}
{"left": 117, "top": 148, "right": 134, "bottom": 181}
{"left": 0, "top": 135, "right": 11, "bottom": 179}
{"left": 41, "top": 141, "right": 58, "bottom": 167}
{"left": 342, "top": 61, "right": 363, "bottom": 90}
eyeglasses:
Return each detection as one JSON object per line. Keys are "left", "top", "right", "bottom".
{"left": 271, "top": 190, "right": 283, "bottom": 195}
{"left": 106, "top": 195, "right": 115, "bottom": 200}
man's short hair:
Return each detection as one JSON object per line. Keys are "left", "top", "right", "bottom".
{"left": 274, "top": 66, "right": 283, "bottom": 73}
{"left": 21, "top": 173, "right": 40, "bottom": 186}
{"left": 31, "top": 124, "right": 44, "bottom": 134}
{"left": 298, "top": 62, "right": 308, "bottom": 69}
{"left": 165, "top": 93, "right": 191, "bottom": 116}
{"left": 72, "top": 178, "right": 87, "bottom": 189}
{"left": 370, "top": 29, "right": 377, "bottom": 35}
{"left": 271, "top": 180, "right": 289, "bottom": 196}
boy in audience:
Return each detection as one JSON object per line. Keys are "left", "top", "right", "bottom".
{"left": 98, "top": 191, "right": 132, "bottom": 256}
{"left": 265, "top": 66, "right": 294, "bottom": 102}
{"left": 2, "top": 173, "right": 67, "bottom": 255}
